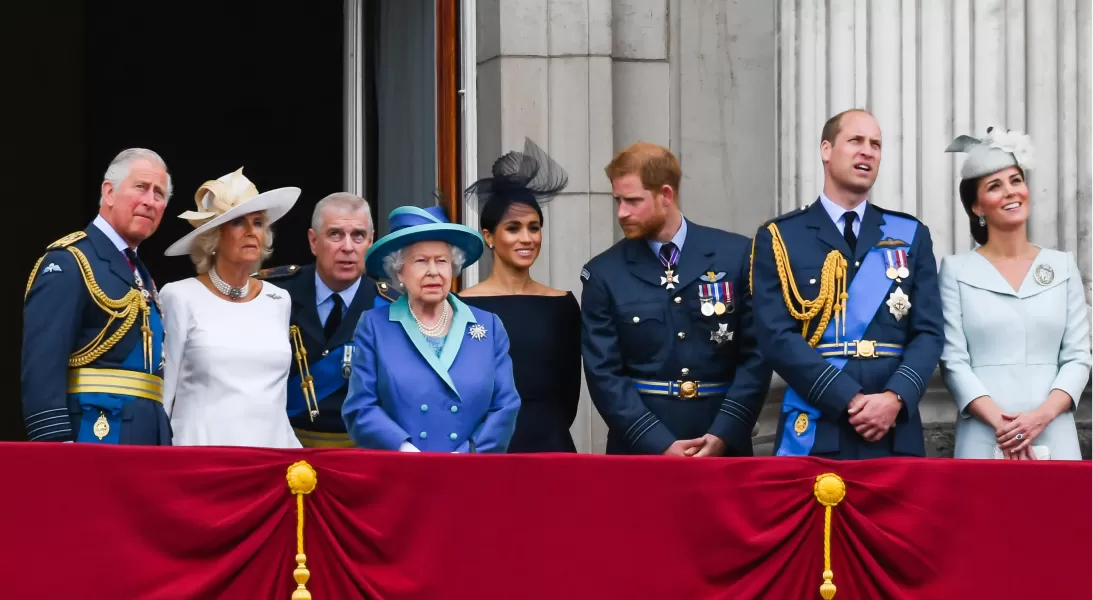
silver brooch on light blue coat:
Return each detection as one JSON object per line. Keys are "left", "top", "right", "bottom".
{"left": 1034, "top": 264, "right": 1054, "bottom": 285}
{"left": 468, "top": 324, "right": 487, "bottom": 340}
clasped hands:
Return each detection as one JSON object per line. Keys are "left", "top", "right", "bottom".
{"left": 663, "top": 434, "right": 726, "bottom": 457}
{"left": 847, "top": 391, "right": 902, "bottom": 442}
{"left": 994, "top": 409, "right": 1048, "bottom": 460}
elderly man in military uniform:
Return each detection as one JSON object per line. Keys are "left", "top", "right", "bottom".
{"left": 257, "top": 192, "right": 400, "bottom": 447}
{"left": 580, "top": 142, "right": 771, "bottom": 456}
{"left": 750, "top": 109, "right": 944, "bottom": 459}
{"left": 22, "top": 148, "right": 173, "bottom": 444}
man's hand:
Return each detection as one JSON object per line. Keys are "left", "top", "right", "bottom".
{"left": 663, "top": 438, "right": 706, "bottom": 456}
{"left": 688, "top": 434, "right": 727, "bottom": 457}
{"left": 848, "top": 391, "right": 902, "bottom": 442}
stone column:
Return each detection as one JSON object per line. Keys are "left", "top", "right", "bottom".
{"left": 476, "top": 0, "right": 615, "bottom": 453}
{"left": 773, "top": 0, "right": 1093, "bottom": 456}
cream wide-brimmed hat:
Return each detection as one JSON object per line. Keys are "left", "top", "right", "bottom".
{"left": 164, "top": 167, "right": 301, "bottom": 256}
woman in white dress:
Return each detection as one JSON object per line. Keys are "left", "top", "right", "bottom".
{"left": 940, "top": 129, "right": 1091, "bottom": 460}
{"left": 159, "top": 168, "right": 303, "bottom": 448}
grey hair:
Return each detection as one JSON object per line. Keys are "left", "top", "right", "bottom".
{"left": 189, "top": 216, "right": 275, "bottom": 275}
{"left": 99, "top": 148, "right": 173, "bottom": 205}
{"left": 382, "top": 243, "right": 466, "bottom": 283}
{"left": 311, "top": 192, "right": 372, "bottom": 234}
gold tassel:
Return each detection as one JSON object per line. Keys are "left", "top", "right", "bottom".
{"left": 286, "top": 461, "right": 318, "bottom": 600}
{"left": 813, "top": 473, "right": 847, "bottom": 599}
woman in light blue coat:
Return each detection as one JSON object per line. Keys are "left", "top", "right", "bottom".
{"left": 940, "top": 128, "right": 1091, "bottom": 460}
{"left": 342, "top": 205, "right": 520, "bottom": 452}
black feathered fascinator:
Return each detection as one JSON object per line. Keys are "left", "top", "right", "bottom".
{"left": 465, "top": 138, "right": 569, "bottom": 232}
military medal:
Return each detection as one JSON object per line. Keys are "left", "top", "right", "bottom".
{"left": 794, "top": 413, "right": 809, "bottom": 436}
{"left": 896, "top": 249, "right": 910, "bottom": 279}
{"left": 93, "top": 411, "right": 110, "bottom": 440}
{"left": 342, "top": 346, "right": 353, "bottom": 379}
{"left": 710, "top": 281, "right": 734, "bottom": 315}
{"left": 710, "top": 323, "right": 733, "bottom": 346}
{"left": 698, "top": 284, "right": 715, "bottom": 316}
{"left": 886, "top": 286, "right": 912, "bottom": 321}
{"left": 884, "top": 250, "right": 899, "bottom": 280}
{"left": 657, "top": 244, "right": 681, "bottom": 290}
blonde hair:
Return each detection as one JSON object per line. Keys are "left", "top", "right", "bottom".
{"left": 189, "top": 216, "right": 275, "bottom": 274}
{"left": 604, "top": 141, "right": 682, "bottom": 195}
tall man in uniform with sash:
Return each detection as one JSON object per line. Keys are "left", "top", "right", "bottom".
{"left": 751, "top": 109, "right": 944, "bottom": 459}
{"left": 22, "top": 148, "right": 173, "bottom": 444}
{"left": 581, "top": 142, "right": 771, "bottom": 456}
{"left": 257, "top": 192, "right": 400, "bottom": 447}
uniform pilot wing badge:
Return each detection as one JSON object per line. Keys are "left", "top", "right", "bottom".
{"left": 700, "top": 271, "right": 726, "bottom": 282}
{"left": 42, "top": 262, "right": 62, "bottom": 273}
{"left": 886, "top": 287, "right": 912, "bottom": 321}
{"left": 876, "top": 237, "right": 910, "bottom": 249}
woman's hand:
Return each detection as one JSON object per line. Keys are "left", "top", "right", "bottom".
{"left": 996, "top": 409, "right": 1049, "bottom": 453}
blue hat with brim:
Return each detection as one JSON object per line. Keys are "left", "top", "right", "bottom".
{"left": 365, "top": 205, "right": 485, "bottom": 279}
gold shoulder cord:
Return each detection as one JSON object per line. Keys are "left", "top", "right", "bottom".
{"left": 25, "top": 236, "right": 153, "bottom": 372}
{"left": 763, "top": 223, "right": 849, "bottom": 347}
{"left": 289, "top": 325, "right": 319, "bottom": 421}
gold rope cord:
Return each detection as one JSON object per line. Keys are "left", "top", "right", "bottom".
{"left": 286, "top": 461, "right": 318, "bottom": 600}
{"left": 289, "top": 326, "right": 319, "bottom": 420}
{"left": 813, "top": 473, "right": 846, "bottom": 599}
{"left": 765, "top": 223, "right": 849, "bottom": 347}
{"left": 24, "top": 245, "right": 152, "bottom": 370}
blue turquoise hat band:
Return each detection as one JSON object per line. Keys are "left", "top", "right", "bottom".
{"left": 365, "top": 206, "right": 485, "bottom": 279}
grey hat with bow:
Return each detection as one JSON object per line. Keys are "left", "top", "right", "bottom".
{"left": 945, "top": 127, "right": 1036, "bottom": 180}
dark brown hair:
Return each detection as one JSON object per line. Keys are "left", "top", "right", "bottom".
{"left": 957, "top": 166, "right": 1026, "bottom": 246}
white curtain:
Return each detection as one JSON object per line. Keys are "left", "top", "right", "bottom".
{"left": 374, "top": 0, "right": 437, "bottom": 235}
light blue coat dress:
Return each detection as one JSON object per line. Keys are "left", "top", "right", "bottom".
{"left": 343, "top": 293, "right": 521, "bottom": 452}
{"left": 939, "top": 248, "right": 1091, "bottom": 459}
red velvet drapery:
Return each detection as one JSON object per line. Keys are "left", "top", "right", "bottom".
{"left": 6, "top": 443, "right": 1089, "bottom": 599}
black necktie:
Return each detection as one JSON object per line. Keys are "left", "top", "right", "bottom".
{"left": 842, "top": 212, "right": 858, "bottom": 253}
{"left": 324, "top": 294, "right": 344, "bottom": 340}
{"left": 658, "top": 241, "right": 678, "bottom": 267}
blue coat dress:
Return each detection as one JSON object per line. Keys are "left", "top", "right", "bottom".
{"left": 342, "top": 294, "right": 521, "bottom": 452}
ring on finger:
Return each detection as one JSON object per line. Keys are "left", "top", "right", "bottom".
{"left": 1015, "top": 433, "right": 1024, "bottom": 441}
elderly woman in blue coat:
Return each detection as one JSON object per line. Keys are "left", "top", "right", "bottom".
{"left": 342, "top": 205, "right": 521, "bottom": 452}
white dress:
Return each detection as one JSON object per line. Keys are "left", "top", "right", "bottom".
{"left": 939, "top": 248, "right": 1091, "bottom": 460}
{"left": 160, "top": 277, "right": 302, "bottom": 448}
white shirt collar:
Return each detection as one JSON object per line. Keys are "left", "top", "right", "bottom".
{"left": 818, "top": 192, "right": 868, "bottom": 228}
{"left": 92, "top": 215, "right": 132, "bottom": 253}
{"left": 315, "top": 270, "right": 361, "bottom": 308}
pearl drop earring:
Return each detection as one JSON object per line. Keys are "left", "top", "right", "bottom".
{"left": 977, "top": 214, "right": 986, "bottom": 226}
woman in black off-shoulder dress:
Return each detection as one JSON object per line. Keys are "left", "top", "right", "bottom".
{"left": 459, "top": 138, "right": 582, "bottom": 452}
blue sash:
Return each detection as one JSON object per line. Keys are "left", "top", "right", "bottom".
{"left": 777, "top": 214, "right": 918, "bottom": 456}
{"left": 74, "top": 303, "right": 164, "bottom": 444}
{"left": 288, "top": 345, "right": 349, "bottom": 418}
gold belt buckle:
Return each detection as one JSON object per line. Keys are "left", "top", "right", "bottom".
{"left": 854, "top": 340, "right": 876, "bottom": 358}
{"left": 678, "top": 381, "right": 698, "bottom": 399}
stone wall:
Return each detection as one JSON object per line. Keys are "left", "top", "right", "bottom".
{"left": 475, "top": 0, "right": 1093, "bottom": 455}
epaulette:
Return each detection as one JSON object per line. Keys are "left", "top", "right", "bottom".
{"left": 769, "top": 205, "right": 809, "bottom": 224}
{"left": 376, "top": 279, "right": 402, "bottom": 302}
{"left": 47, "top": 231, "right": 86, "bottom": 250}
{"left": 253, "top": 264, "right": 301, "bottom": 280}
{"left": 873, "top": 204, "right": 922, "bottom": 222}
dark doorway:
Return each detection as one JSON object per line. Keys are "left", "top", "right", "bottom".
{"left": 5, "top": 1, "right": 344, "bottom": 440}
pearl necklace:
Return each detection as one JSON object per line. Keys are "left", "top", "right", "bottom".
{"left": 209, "top": 266, "right": 249, "bottom": 300}
{"left": 410, "top": 301, "right": 451, "bottom": 337}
